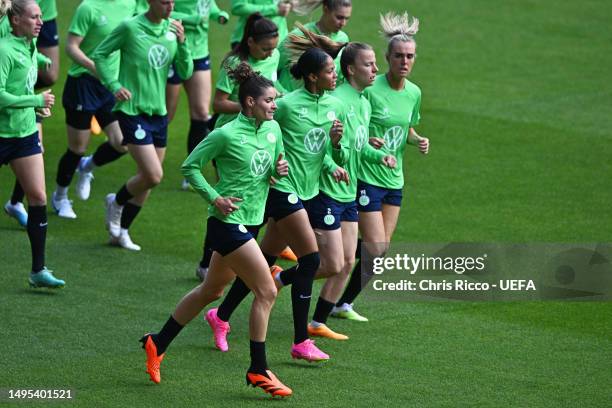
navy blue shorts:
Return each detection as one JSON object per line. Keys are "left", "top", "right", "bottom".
{"left": 167, "top": 56, "right": 210, "bottom": 84}
{"left": 207, "top": 216, "right": 257, "bottom": 256}
{"left": 117, "top": 112, "right": 168, "bottom": 148}
{"left": 264, "top": 188, "right": 309, "bottom": 222}
{"left": 37, "top": 19, "right": 59, "bottom": 47}
{"left": 356, "top": 180, "right": 403, "bottom": 212}
{"left": 309, "top": 192, "right": 358, "bottom": 230}
{"left": 0, "top": 132, "right": 42, "bottom": 166}
{"left": 63, "top": 74, "right": 116, "bottom": 129}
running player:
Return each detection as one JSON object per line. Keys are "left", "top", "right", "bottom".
{"left": 141, "top": 63, "right": 292, "bottom": 397}
{"left": 0, "top": 0, "right": 64, "bottom": 288}
{"left": 206, "top": 46, "right": 346, "bottom": 362}
{"left": 92, "top": 0, "right": 193, "bottom": 250}
{"left": 307, "top": 42, "right": 397, "bottom": 339}
{"left": 35, "top": 0, "right": 57, "bottom": 86}
{"left": 195, "top": 12, "right": 283, "bottom": 280}
{"left": 51, "top": 0, "right": 136, "bottom": 219}
{"left": 278, "top": 0, "right": 351, "bottom": 92}
{"left": 166, "top": 0, "right": 229, "bottom": 190}
{"left": 333, "top": 12, "right": 429, "bottom": 321}
{"left": 230, "top": 0, "right": 293, "bottom": 49}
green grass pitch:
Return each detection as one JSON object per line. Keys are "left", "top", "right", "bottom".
{"left": 1, "top": 0, "right": 611, "bottom": 406}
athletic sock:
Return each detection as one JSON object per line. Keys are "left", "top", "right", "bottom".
{"left": 355, "top": 238, "right": 362, "bottom": 259}
{"left": 217, "top": 277, "right": 250, "bottom": 322}
{"left": 56, "top": 149, "right": 83, "bottom": 187}
{"left": 10, "top": 180, "right": 24, "bottom": 204}
{"left": 263, "top": 252, "right": 277, "bottom": 267}
{"left": 54, "top": 185, "right": 69, "bottom": 200}
{"left": 27, "top": 205, "right": 47, "bottom": 272}
{"left": 115, "top": 184, "right": 133, "bottom": 206}
{"left": 91, "top": 141, "right": 124, "bottom": 168}
{"left": 120, "top": 202, "right": 141, "bottom": 229}
{"left": 249, "top": 340, "right": 268, "bottom": 374}
{"left": 199, "top": 231, "right": 213, "bottom": 269}
{"left": 336, "top": 250, "right": 377, "bottom": 306}
{"left": 153, "top": 315, "right": 184, "bottom": 355}
{"left": 291, "top": 252, "right": 320, "bottom": 344}
{"left": 278, "top": 265, "right": 297, "bottom": 286}
{"left": 187, "top": 119, "right": 208, "bottom": 154}
{"left": 312, "top": 297, "right": 335, "bottom": 325}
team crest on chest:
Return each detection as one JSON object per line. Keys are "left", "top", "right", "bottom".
{"left": 148, "top": 44, "right": 170, "bottom": 69}
{"left": 250, "top": 150, "right": 272, "bottom": 177}
{"left": 304, "top": 128, "right": 326, "bottom": 154}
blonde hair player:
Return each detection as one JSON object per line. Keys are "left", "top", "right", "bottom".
{"left": 332, "top": 12, "right": 430, "bottom": 322}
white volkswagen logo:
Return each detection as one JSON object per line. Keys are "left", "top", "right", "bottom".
{"left": 148, "top": 45, "right": 170, "bottom": 70}
{"left": 355, "top": 125, "right": 368, "bottom": 151}
{"left": 383, "top": 126, "right": 404, "bottom": 151}
{"left": 197, "top": 0, "right": 211, "bottom": 16}
{"left": 304, "top": 128, "right": 326, "bottom": 154}
{"left": 250, "top": 150, "right": 272, "bottom": 177}
{"left": 25, "top": 67, "right": 37, "bottom": 93}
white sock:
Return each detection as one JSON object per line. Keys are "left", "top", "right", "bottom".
{"left": 274, "top": 272, "right": 284, "bottom": 287}
{"left": 81, "top": 155, "right": 95, "bottom": 172}
{"left": 55, "top": 185, "right": 69, "bottom": 199}
{"left": 310, "top": 320, "right": 323, "bottom": 328}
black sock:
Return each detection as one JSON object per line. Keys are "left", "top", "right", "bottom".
{"left": 278, "top": 265, "right": 297, "bottom": 286}
{"left": 120, "top": 202, "right": 141, "bottom": 229}
{"left": 92, "top": 141, "right": 124, "bottom": 167}
{"left": 291, "top": 252, "right": 320, "bottom": 344}
{"left": 199, "top": 231, "right": 213, "bottom": 269}
{"left": 55, "top": 149, "right": 82, "bottom": 187}
{"left": 27, "top": 205, "right": 47, "bottom": 272}
{"left": 217, "top": 277, "right": 250, "bottom": 322}
{"left": 249, "top": 340, "right": 268, "bottom": 374}
{"left": 263, "top": 252, "right": 277, "bottom": 267}
{"left": 10, "top": 180, "right": 24, "bottom": 204}
{"left": 187, "top": 119, "right": 208, "bottom": 154}
{"left": 115, "top": 184, "right": 133, "bottom": 206}
{"left": 152, "top": 315, "right": 184, "bottom": 355}
{"left": 312, "top": 297, "right": 335, "bottom": 325}
{"left": 355, "top": 238, "right": 362, "bottom": 259}
{"left": 207, "top": 113, "right": 219, "bottom": 131}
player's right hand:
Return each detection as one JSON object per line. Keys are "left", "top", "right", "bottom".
{"left": 214, "top": 196, "right": 243, "bottom": 216}
{"left": 114, "top": 87, "right": 132, "bottom": 101}
{"left": 369, "top": 137, "right": 385, "bottom": 149}
{"left": 41, "top": 89, "right": 55, "bottom": 108}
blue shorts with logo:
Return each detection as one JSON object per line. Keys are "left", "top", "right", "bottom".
{"left": 167, "top": 56, "right": 211, "bottom": 84}
{"left": 117, "top": 112, "right": 168, "bottom": 148}
{"left": 207, "top": 216, "right": 258, "bottom": 256}
{"left": 309, "top": 192, "right": 358, "bottom": 230}
{"left": 356, "top": 180, "right": 403, "bottom": 212}
{"left": 264, "top": 188, "right": 314, "bottom": 222}
{"left": 0, "top": 132, "right": 42, "bottom": 166}
{"left": 63, "top": 74, "right": 116, "bottom": 129}
{"left": 37, "top": 19, "right": 59, "bottom": 47}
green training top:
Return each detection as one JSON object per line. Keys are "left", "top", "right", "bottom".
{"left": 182, "top": 112, "right": 285, "bottom": 226}
{"left": 214, "top": 49, "right": 282, "bottom": 128}
{"left": 93, "top": 14, "right": 194, "bottom": 116}
{"left": 272, "top": 87, "right": 347, "bottom": 200}
{"left": 320, "top": 82, "right": 386, "bottom": 202}
{"left": 230, "top": 0, "right": 288, "bottom": 45}
{"left": 37, "top": 0, "right": 57, "bottom": 21}
{"left": 360, "top": 74, "right": 421, "bottom": 190}
{"left": 0, "top": 35, "right": 45, "bottom": 138}
{"left": 277, "top": 21, "right": 349, "bottom": 92}
{"left": 172, "top": 0, "right": 229, "bottom": 59}
{"left": 67, "top": 0, "right": 136, "bottom": 78}
{"left": 0, "top": 16, "right": 9, "bottom": 37}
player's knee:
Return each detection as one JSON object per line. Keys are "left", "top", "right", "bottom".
{"left": 144, "top": 169, "right": 163, "bottom": 187}
{"left": 299, "top": 252, "right": 320, "bottom": 278}
{"left": 27, "top": 189, "right": 47, "bottom": 206}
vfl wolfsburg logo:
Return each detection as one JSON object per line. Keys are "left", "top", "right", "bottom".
{"left": 304, "top": 128, "right": 326, "bottom": 154}
{"left": 323, "top": 208, "right": 335, "bottom": 226}
{"left": 358, "top": 190, "right": 370, "bottom": 207}
{"left": 383, "top": 126, "right": 404, "bottom": 151}
{"left": 148, "top": 45, "right": 170, "bottom": 70}
{"left": 134, "top": 124, "right": 146, "bottom": 140}
{"left": 197, "top": 0, "right": 211, "bottom": 16}
{"left": 250, "top": 150, "right": 272, "bottom": 177}
{"left": 355, "top": 125, "right": 368, "bottom": 151}
{"left": 25, "top": 67, "right": 37, "bottom": 93}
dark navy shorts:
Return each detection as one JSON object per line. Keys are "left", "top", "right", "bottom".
{"left": 264, "top": 188, "right": 311, "bottom": 222}
{"left": 309, "top": 192, "right": 358, "bottom": 230}
{"left": 117, "top": 112, "right": 168, "bottom": 148}
{"left": 356, "top": 180, "right": 403, "bottom": 212}
{"left": 167, "top": 56, "right": 210, "bottom": 84}
{"left": 0, "top": 132, "right": 42, "bottom": 166}
{"left": 207, "top": 216, "right": 258, "bottom": 256}
{"left": 63, "top": 74, "right": 116, "bottom": 129}
{"left": 37, "top": 19, "right": 59, "bottom": 47}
